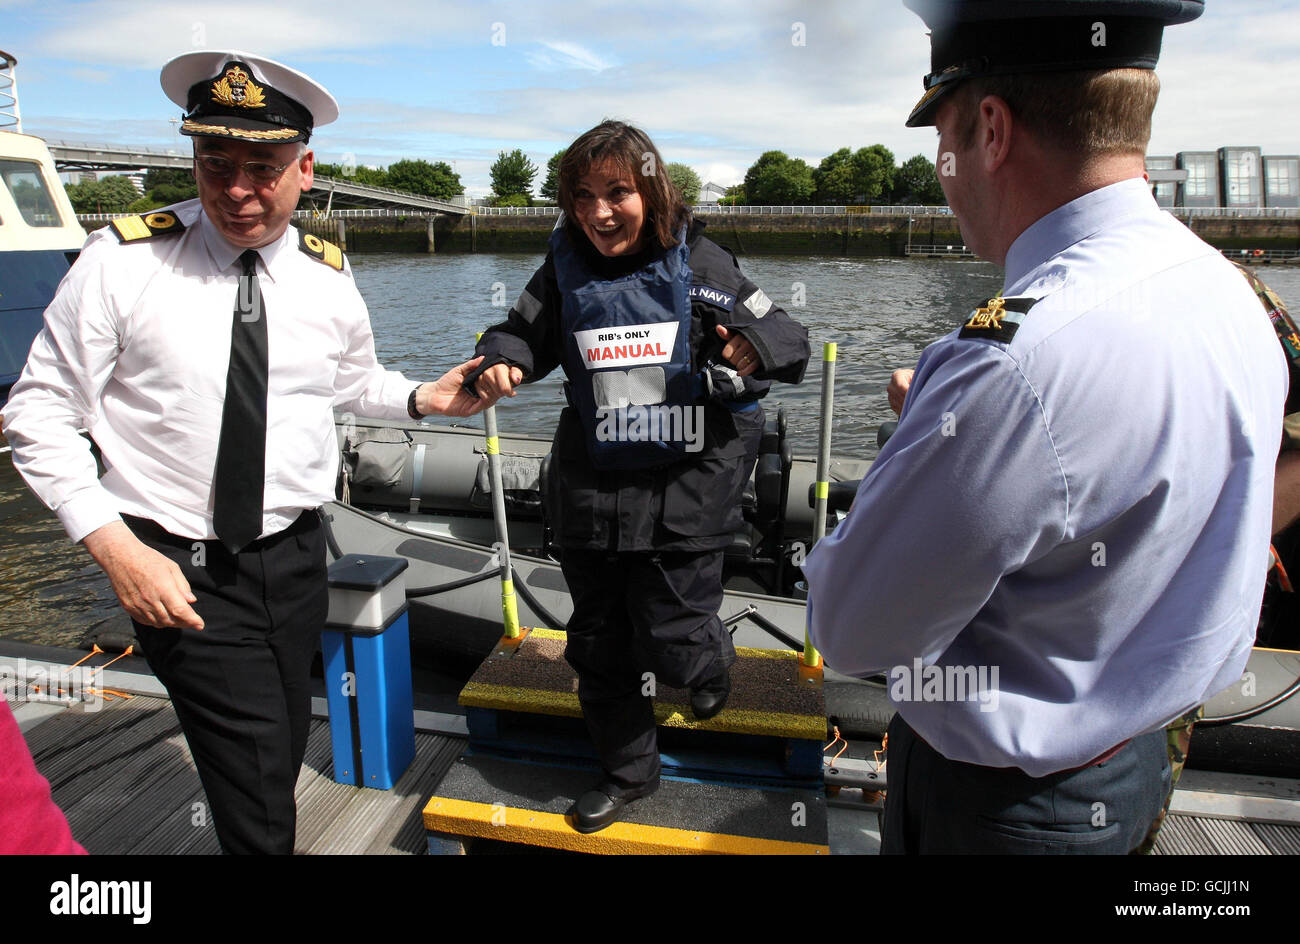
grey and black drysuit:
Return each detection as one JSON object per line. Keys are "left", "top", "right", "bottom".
{"left": 467, "top": 217, "right": 810, "bottom": 792}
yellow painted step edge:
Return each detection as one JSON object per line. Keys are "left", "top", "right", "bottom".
{"left": 460, "top": 681, "right": 825, "bottom": 740}
{"left": 527, "top": 627, "right": 794, "bottom": 660}
{"left": 424, "top": 796, "right": 827, "bottom": 856}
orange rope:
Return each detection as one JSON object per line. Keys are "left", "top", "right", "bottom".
{"left": 84, "top": 688, "right": 133, "bottom": 701}
{"left": 1271, "top": 545, "right": 1293, "bottom": 592}
{"left": 823, "top": 724, "right": 848, "bottom": 765}
{"left": 97, "top": 645, "right": 134, "bottom": 670}
{"left": 63, "top": 644, "right": 103, "bottom": 671}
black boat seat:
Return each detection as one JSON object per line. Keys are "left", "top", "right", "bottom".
{"left": 807, "top": 479, "right": 861, "bottom": 514}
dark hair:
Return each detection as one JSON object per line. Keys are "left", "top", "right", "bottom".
{"left": 558, "top": 120, "right": 689, "bottom": 251}
{"left": 953, "top": 68, "right": 1159, "bottom": 157}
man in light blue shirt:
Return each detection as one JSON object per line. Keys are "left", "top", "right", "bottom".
{"left": 804, "top": 0, "right": 1287, "bottom": 853}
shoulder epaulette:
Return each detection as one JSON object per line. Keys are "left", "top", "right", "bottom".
{"left": 958, "top": 295, "right": 1038, "bottom": 344}
{"left": 110, "top": 211, "right": 186, "bottom": 243}
{"left": 299, "top": 231, "right": 345, "bottom": 271}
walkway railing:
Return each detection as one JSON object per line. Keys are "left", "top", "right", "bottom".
{"left": 78, "top": 207, "right": 443, "bottom": 226}
{"left": 1221, "top": 248, "right": 1300, "bottom": 262}
{"left": 905, "top": 244, "right": 975, "bottom": 257}
{"left": 1171, "top": 206, "right": 1299, "bottom": 219}
{"left": 472, "top": 203, "right": 955, "bottom": 216}
{"left": 294, "top": 208, "right": 437, "bottom": 219}
{"left": 473, "top": 205, "right": 561, "bottom": 216}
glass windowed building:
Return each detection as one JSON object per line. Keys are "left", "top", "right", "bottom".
{"left": 1145, "top": 156, "right": 1177, "bottom": 207}
{"left": 1176, "top": 152, "right": 1219, "bottom": 207}
{"left": 1219, "top": 147, "right": 1264, "bottom": 208}
{"left": 1264, "top": 156, "right": 1300, "bottom": 209}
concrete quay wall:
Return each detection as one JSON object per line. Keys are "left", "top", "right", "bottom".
{"left": 307, "top": 212, "right": 1300, "bottom": 257}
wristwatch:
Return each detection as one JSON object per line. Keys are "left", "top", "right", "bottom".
{"left": 407, "top": 386, "right": 423, "bottom": 420}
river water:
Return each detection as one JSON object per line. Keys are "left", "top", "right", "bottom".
{"left": 3, "top": 252, "right": 1297, "bottom": 648}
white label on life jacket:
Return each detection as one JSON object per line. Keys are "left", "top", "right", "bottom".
{"left": 575, "top": 322, "right": 678, "bottom": 369}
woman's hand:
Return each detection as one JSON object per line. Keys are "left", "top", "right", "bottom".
{"left": 887, "top": 368, "right": 914, "bottom": 416}
{"left": 716, "top": 325, "right": 761, "bottom": 377}
{"left": 471, "top": 362, "right": 524, "bottom": 403}
{"left": 417, "top": 356, "right": 506, "bottom": 417}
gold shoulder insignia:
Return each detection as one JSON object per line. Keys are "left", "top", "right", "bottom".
{"left": 958, "top": 295, "right": 1038, "bottom": 343}
{"left": 298, "top": 231, "right": 345, "bottom": 271}
{"left": 110, "top": 211, "right": 187, "bottom": 243}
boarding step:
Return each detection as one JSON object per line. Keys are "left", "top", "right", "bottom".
{"left": 458, "top": 628, "right": 827, "bottom": 781}
{"left": 423, "top": 751, "right": 829, "bottom": 855}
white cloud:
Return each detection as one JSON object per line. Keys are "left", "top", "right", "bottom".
{"left": 526, "top": 41, "right": 618, "bottom": 73}
{"left": 14, "top": 0, "right": 1300, "bottom": 197}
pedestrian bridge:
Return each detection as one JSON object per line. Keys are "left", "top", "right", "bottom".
{"left": 48, "top": 141, "right": 469, "bottom": 215}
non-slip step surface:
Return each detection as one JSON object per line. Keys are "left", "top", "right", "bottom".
{"left": 424, "top": 751, "right": 829, "bottom": 855}
{"left": 461, "top": 628, "right": 826, "bottom": 740}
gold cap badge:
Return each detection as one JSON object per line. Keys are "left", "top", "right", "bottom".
{"left": 211, "top": 65, "right": 266, "bottom": 109}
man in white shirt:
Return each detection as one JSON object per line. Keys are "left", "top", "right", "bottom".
{"left": 2, "top": 51, "right": 496, "bottom": 853}
{"left": 804, "top": 0, "right": 1286, "bottom": 852}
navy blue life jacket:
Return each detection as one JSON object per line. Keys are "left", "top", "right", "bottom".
{"left": 552, "top": 224, "right": 701, "bottom": 471}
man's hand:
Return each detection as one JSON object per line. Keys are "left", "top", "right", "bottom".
{"left": 887, "top": 368, "right": 914, "bottom": 416}
{"left": 416, "top": 356, "right": 507, "bottom": 417}
{"left": 466, "top": 361, "right": 523, "bottom": 404}
{"left": 717, "top": 325, "right": 761, "bottom": 377}
{"left": 82, "top": 521, "right": 204, "bottom": 630}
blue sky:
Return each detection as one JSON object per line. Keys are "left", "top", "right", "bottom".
{"left": 5, "top": 0, "right": 1298, "bottom": 198}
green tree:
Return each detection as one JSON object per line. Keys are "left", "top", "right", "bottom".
{"left": 386, "top": 159, "right": 463, "bottom": 199}
{"left": 127, "top": 195, "right": 165, "bottom": 213}
{"left": 852, "top": 145, "right": 895, "bottom": 204}
{"left": 64, "top": 176, "right": 141, "bottom": 214}
{"left": 490, "top": 149, "right": 538, "bottom": 202}
{"left": 892, "top": 154, "right": 946, "bottom": 205}
{"left": 143, "top": 167, "right": 196, "bottom": 206}
{"left": 813, "top": 148, "right": 857, "bottom": 204}
{"left": 540, "top": 149, "right": 565, "bottom": 202}
{"left": 742, "top": 151, "right": 815, "bottom": 205}
{"left": 666, "top": 162, "right": 701, "bottom": 203}
{"left": 315, "top": 162, "right": 390, "bottom": 188}
{"left": 493, "top": 192, "right": 531, "bottom": 208}
{"left": 719, "top": 183, "right": 746, "bottom": 206}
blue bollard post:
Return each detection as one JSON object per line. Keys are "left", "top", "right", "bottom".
{"left": 322, "top": 554, "right": 415, "bottom": 790}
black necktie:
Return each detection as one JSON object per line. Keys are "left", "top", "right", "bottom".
{"left": 213, "top": 249, "right": 268, "bottom": 553}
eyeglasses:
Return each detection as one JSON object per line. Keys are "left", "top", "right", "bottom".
{"left": 194, "top": 153, "right": 293, "bottom": 186}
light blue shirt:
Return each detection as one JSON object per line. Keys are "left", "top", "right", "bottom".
{"left": 805, "top": 178, "right": 1288, "bottom": 775}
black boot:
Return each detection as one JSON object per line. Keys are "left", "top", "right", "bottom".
{"left": 690, "top": 667, "right": 731, "bottom": 720}
{"left": 569, "top": 779, "right": 659, "bottom": 834}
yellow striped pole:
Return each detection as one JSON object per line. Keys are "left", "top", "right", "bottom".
{"left": 477, "top": 332, "right": 521, "bottom": 638}
{"left": 804, "top": 341, "right": 837, "bottom": 668}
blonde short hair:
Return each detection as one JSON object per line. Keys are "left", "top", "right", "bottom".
{"left": 954, "top": 68, "right": 1160, "bottom": 157}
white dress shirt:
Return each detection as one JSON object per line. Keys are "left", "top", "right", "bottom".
{"left": 804, "top": 179, "right": 1287, "bottom": 775}
{"left": 3, "top": 199, "right": 412, "bottom": 543}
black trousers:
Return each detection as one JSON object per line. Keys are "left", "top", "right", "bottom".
{"left": 125, "top": 511, "right": 327, "bottom": 855}
{"left": 560, "top": 548, "right": 736, "bottom": 795}
{"left": 881, "top": 713, "right": 1171, "bottom": 854}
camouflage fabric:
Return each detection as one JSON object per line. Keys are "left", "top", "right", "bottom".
{"left": 1235, "top": 263, "right": 1300, "bottom": 441}
{"left": 1285, "top": 413, "right": 1300, "bottom": 452}
{"left": 1132, "top": 706, "right": 1203, "bottom": 855}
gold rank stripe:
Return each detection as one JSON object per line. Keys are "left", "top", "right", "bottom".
{"left": 111, "top": 216, "right": 152, "bottom": 241}
{"left": 321, "top": 239, "right": 343, "bottom": 270}
{"left": 180, "top": 120, "right": 301, "bottom": 140}
{"left": 422, "top": 797, "right": 828, "bottom": 855}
